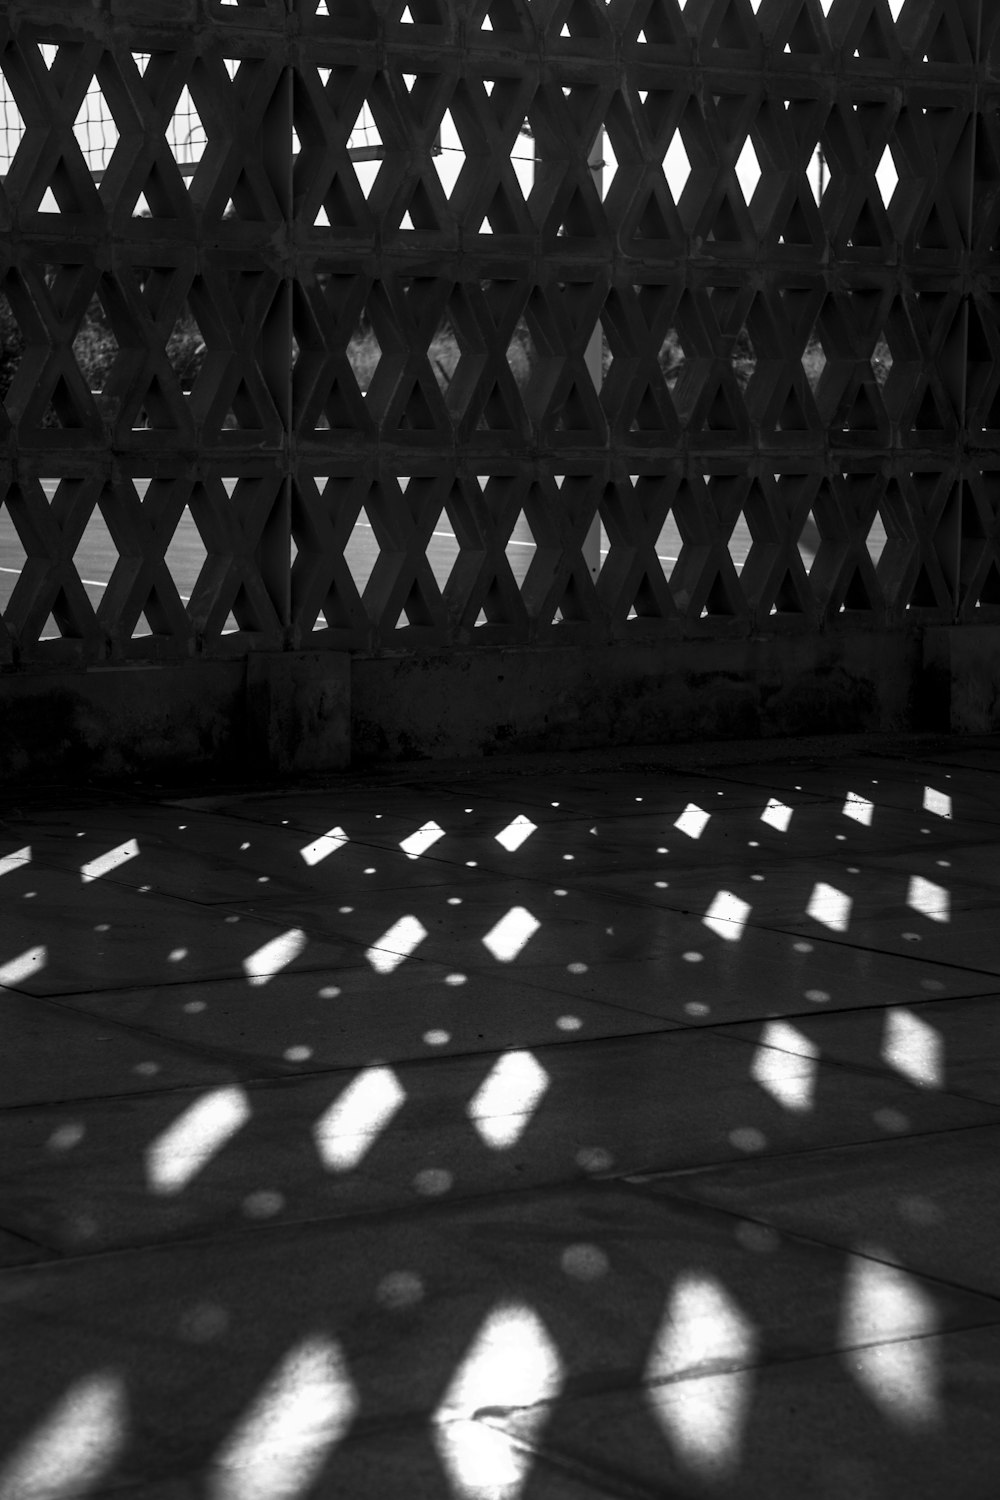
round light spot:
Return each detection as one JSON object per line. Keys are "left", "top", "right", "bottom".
{"left": 338, "top": 905, "right": 354, "bottom": 914}
{"left": 556, "top": 1015, "right": 582, "bottom": 1032}
{"left": 168, "top": 948, "right": 188, "bottom": 962}
{"left": 936, "top": 860, "right": 951, "bottom": 869}
{"left": 835, "top": 834, "right": 846, "bottom": 842}
{"left": 94, "top": 923, "right": 110, "bottom": 933}
{"left": 682, "top": 951, "right": 704, "bottom": 963}
{"left": 874, "top": 1107, "right": 909, "bottom": 1133}
{"left": 284, "top": 1045, "right": 313, "bottom": 1063}
{"left": 48, "top": 1123, "right": 84, "bottom": 1151}
{"left": 138, "top": 884, "right": 152, "bottom": 893}
{"left": 735, "top": 1221, "right": 780, "bottom": 1253}
{"left": 240, "top": 842, "right": 251, "bottom": 851}
{"left": 562, "top": 854, "right": 575, "bottom": 861}
{"left": 134, "top": 1061, "right": 160, "bottom": 1077}
{"left": 902, "top": 932, "right": 922, "bottom": 943}
{"left": 729, "top": 1126, "right": 766, "bottom": 1153}
{"left": 243, "top": 1190, "right": 285, "bottom": 1219}
{"left": 183, "top": 1000, "right": 206, "bottom": 1014}
{"left": 567, "top": 961, "right": 588, "bottom": 974}
{"left": 465, "top": 861, "right": 478, "bottom": 868}
{"left": 750, "top": 874, "right": 764, "bottom": 883}
{"left": 655, "top": 880, "right": 669, "bottom": 889}
{"left": 657, "top": 847, "right": 669, "bottom": 855}
{"left": 793, "top": 941, "right": 813, "bottom": 953}
{"left": 318, "top": 985, "right": 341, "bottom": 999}
{"left": 576, "top": 1146, "right": 613, "bottom": 1174}
{"left": 553, "top": 888, "right": 568, "bottom": 897}
{"left": 179, "top": 1302, "right": 229, "bottom": 1343}
{"left": 225, "top": 915, "right": 241, "bottom": 924}
{"left": 847, "top": 866, "right": 860, "bottom": 875}
{"left": 919, "top": 978, "right": 945, "bottom": 992}
{"left": 920, "top": 828, "right": 930, "bottom": 834}
{"left": 748, "top": 841, "right": 759, "bottom": 848}
{"left": 376, "top": 1270, "right": 424, "bottom": 1309}
{"left": 414, "top": 1168, "right": 453, "bottom": 1196}
{"left": 23, "top": 891, "right": 36, "bottom": 899}
{"left": 364, "top": 867, "right": 377, "bottom": 875}
{"left": 444, "top": 973, "right": 467, "bottom": 987}
{"left": 684, "top": 1001, "right": 710, "bottom": 1017}
{"left": 561, "top": 1243, "right": 609, "bottom": 1280}
{"left": 447, "top": 897, "right": 463, "bottom": 907}
{"left": 804, "top": 988, "right": 831, "bottom": 1004}
{"left": 424, "top": 1029, "right": 450, "bottom": 1046}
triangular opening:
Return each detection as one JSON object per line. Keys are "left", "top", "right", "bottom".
{"left": 909, "top": 562, "right": 938, "bottom": 609}
{"left": 922, "top": 8, "right": 970, "bottom": 65}
{"left": 787, "top": 1, "right": 823, "bottom": 52}
{"left": 347, "top": 102, "right": 383, "bottom": 161}
{"left": 977, "top": 559, "right": 1000, "bottom": 608}
{"left": 776, "top": 193, "right": 816, "bottom": 247}
{"left": 912, "top": 382, "right": 948, "bottom": 433}
{"left": 770, "top": 568, "right": 810, "bottom": 615}
{"left": 839, "top": 565, "right": 877, "bottom": 613}
{"left": 479, "top": 377, "right": 519, "bottom": 430}
{"left": 41, "top": 373, "right": 90, "bottom": 430}
{"left": 842, "top": 380, "right": 882, "bottom": 432}
{"left": 394, "top": 376, "right": 437, "bottom": 431}
{"left": 556, "top": 185, "right": 600, "bottom": 241}
{"left": 704, "top": 376, "right": 742, "bottom": 433}
{"left": 776, "top": 379, "right": 811, "bottom": 432}
{"left": 398, "top": 179, "right": 439, "bottom": 232}
{"left": 710, "top": 0, "right": 758, "bottom": 49}
{"left": 843, "top": 195, "right": 884, "bottom": 249}
{"left": 915, "top": 198, "right": 951, "bottom": 251}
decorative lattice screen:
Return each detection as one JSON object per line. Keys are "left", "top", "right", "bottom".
{"left": 0, "top": 0, "right": 996, "bottom": 668}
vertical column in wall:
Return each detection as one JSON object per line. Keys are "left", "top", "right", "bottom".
{"left": 256, "top": 5, "right": 294, "bottom": 636}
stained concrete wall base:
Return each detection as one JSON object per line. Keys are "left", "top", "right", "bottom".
{"left": 0, "top": 653, "right": 350, "bottom": 786}
{"left": 2, "top": 628, "right": 995, "bottom": 787}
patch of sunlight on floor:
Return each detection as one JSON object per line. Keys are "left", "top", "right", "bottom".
{"left": 842, "top": 793, "right": 874, "bottom": 826}
{"left": 299, "top": 827, "right": 349, "bottom": 866}
{"left": 674, "top": 804, "right": 709, "bottom": 839}
{"left": 0, "top": 845, "right": 31, "bottom": 877}
{"left": 494, "top": 815, "right": 537, "bottom": 852}
{"left": 313, "top": 1066, "right": 406, "bottom": 1171}
{"left": 242, "top": 929, "right": 307, "bottom": 986}
{"left": 210, "top": 1337, "right": 357, "bottom": 1500}
{"left": 760, "top": 798, "right": 793, "bottom": 832}
{"left": 365, "top": 914, "right": 428, "bottom": 973}
{"left": 923, "top": 787, "right": 952, "bottom": 819}
{"left": 467, "top": 1050, "right": 549, "bottom": 1149}
{"left": 840, "top": 1257, "right": 938, "bottom": 1424}
{"left": 0, "top": 944, "right": 47, "bottom": 986}
{"left": 750, "top": 1020, "right": 819, "bottom": 1112}
{"left": 906, "top": 875, "right": 950, "bottom": 922}
{"left": 146, "top": 1086, "right": 252, "bottom": 1195}
{"left": 434, "top": 1303, "right": 562, "bottom": 1500}
{"left": 481, "top": 906, "right": 540, "bottom": 962}
{"left": 881, "top": 1008, "right": 944, "bottom": 1088}
{"left": 702, "top": 891, "right": 751, "bottom": 942}
{"left": 399, "top": 822, "right": 446, "bottom": 859}
{"left": 0, "top": 1372, "right": 126, "bottom": 1500}
{"left": 646, "top": 1273, "right": 755, "bottom": 1479}
{"left": 806, "top": 881, "right": 852, "bottom": 932}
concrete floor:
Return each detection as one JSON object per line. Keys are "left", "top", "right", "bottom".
{"left": 1, "top": 738, "right": 999, "bottom": 1499}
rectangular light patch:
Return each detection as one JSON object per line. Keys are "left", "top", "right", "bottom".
{"left": 0, "top": 945, "right": 47, "bottom": 987}
{"left": 702, "top": 891, "right": 751, "bottom": 942}
{"left": 299, "top": 827, "right": 349, "bottom": 866}
{"left": 482, "top": 906, "right": 540, "bottom": 962}
{"left": 806, "top": 882, "right": 852, "bottom": 932}
{"left": 399, "top": 822, "right": 446, "bottom": 859}
{"left": 0, "top": 846, "right": 31, "bottom": 878}
{"left": 760, "top": 799, "right": 792, "bottom": 833}
{"left": 80, "top": 839, "right": 140, "bottom": 883}
{"left": 365, "top": 915, "right": 427, "bottom": 973}
{"left": 842, "top": 793, "right": 873, "bottom": 826}
{"left": 242, "top": 928, "right": 307, "bottom": 986}
{"left": 674, "top": 804, "right": 709, "bottom": 839}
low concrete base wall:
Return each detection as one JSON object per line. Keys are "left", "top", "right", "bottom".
{"left": 352, "top": 632, "right": 922, "bottom": 763}
{"left": 3, "top": 626, "right": 998, "bottom": 786}
{"left": 0, "top": 652, "right": 350, "bottom": 786}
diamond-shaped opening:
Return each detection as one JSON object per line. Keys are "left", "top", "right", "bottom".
{"left": 656, "top": 327, "right": 686, "bottom": 389}
{"left": 425, "top": 505, "right": 459, "bottom": 592}
{"left": 598, "top": 129, "right": 617, "bottom": 200}
{"left": 797, "top": 510, "right": 821, "bottom": 572}
{"left": 170, "top": 87, "right": 207, "bottom": 177}
{"left": 732, "top": 325, "right": 756, "bottom": 392}
{"left": 0, "top": 494, "right": 27, "bottom": 619}
{"left": 807, "top": 144, "right": 830, "bottom": 206}
{"left": 73, "top": 80, "right": 119, "bottom": 175}
{"left": 802, "top": 334, "right": 826, "bottom": 391}
{"left": 1, "top": 75, "right": 26, "bottom": 175}
{"left": 431, "top": 109, "right": 463, "bottom": 199}
{"left": 72, "top": 293, "right": 119, "bottom": 407}
{"left": 735, "top": 136, "right": 761, "bottom": 204}
{"left": 866, "top": 513, "right": 888, "bottom": 568}
{"left": 344, "top": 506, "right": 378, "bottom": 593}
{"left": 875, "top": 145, "right": 898, "bottom": 208}
{"left": 870, "top": 334, "right": 893, "bottom": 388}
{"left": 163, "top": 505, "right": 207, "bottom": 607}
{"left": 347, "top": 102, "right": 384, "bottom": 201}
{"left": 511, "top": 120, "right": 535, "bottom": 201}
{"left": 727, "top": 510, "right": 752, "bottom": 575}
{"left": 506, "top": 509, "right": 536, "bottom": 591}
{"left": 506, "top": 317, "right": 535, "bottom": 394}
{"left": 68, "top": 504, "right": 119, "bottom": 620}
{"left": 663, "top": 131, "right": 691, "bottom": 200}
{"left": 348, "top": 317, "right": 381, "bottom": 398}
